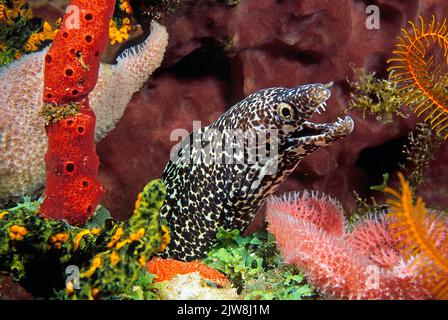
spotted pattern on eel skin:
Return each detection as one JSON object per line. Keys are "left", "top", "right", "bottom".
{"left": 161, "top": 82, "right": 354, "bottom": 261}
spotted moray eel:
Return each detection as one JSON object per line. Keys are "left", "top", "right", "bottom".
{"left": 160, "top": 82, "right": 354, "bottom": 261}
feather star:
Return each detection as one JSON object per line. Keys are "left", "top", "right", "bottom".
{"left": 0, "top": 21, "right": 168, "bottom": 202}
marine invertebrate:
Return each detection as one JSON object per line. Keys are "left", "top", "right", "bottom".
{"left": 388, "top": 16, "right": 448, "bottom": 139}
{"left": 109, "top": 0, "right": 137, "bottom": 45}
{"left": 92, "top": 21, "right": 168, "bottom": 139}
{"left": 345, "top": 217, "right": 400, "bottom": 269}
{"left": 109, "top": 17, "right": 133, "bottom": 45}
{"left": 1, "top": 0, "right": 144, "bottom": 69}
{"left": 399, "top": 122, "right": 444, "bottom": 190}
{"left": 266, "top": 191, "right": 431, "bottom": 299}
{"left": 0, "top": 21, "right": 168, "bottom": 203}
{"left": 119, "top": 0, "right": 133, "bottom": 14}
{"left": 0, "top": 0, "right": 56, "bottom": 67}
{"left": 348, "top": 64, "right": 405, "bottom": 123}
{"left": 161, "top": 82, "right": 354, "bottom": 261}
{"left": 147, "top": 257, "right": 230, "bottom": 287}
{"left": 23, "top": 21, "right": 57, "bottom": 53}
{"left": 270, "top": 191, "right": 345, "bottom": 236}
{"left": 66, "top": 179, "right": 169, "bottom": 299}
{"left": 0, "top": 179, "right": 169, "bottom": 299}
{"left": 39, "top": 0, "right": 116, "bottom": 225}
{"left": 385, "top": 173, "right": 448, "bottom": 299}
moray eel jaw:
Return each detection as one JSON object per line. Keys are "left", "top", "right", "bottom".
{"left": 288, "top": 116, "right": 354, "bottom": 148}
{"left": 279, "top": 81, "right": 354, "bottom": 151}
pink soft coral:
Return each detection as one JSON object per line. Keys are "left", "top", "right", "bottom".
{"left": 266, "top": 192, "right": 432, "bottom": 300}
{"left": 273, "top": 191, "right": 345, "bottom": 236}
{"left": 346, "top": 218, "right": 400, "bottom": 269}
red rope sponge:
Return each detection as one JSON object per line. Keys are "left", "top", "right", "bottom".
{"left": 40, "top": 0, "right": 116, "bottom": 225}
{"left": 41, "top": 100, "right": 104, "bottom": 225}
{"left": 43, "top": 0, "right": 115, "bottom": 104}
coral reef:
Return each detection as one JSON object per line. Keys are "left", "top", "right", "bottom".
{"left": 93, "top": 21, "right": 168, "bottom": 140}
{"left": 42, "top": 1, "right": 114, "bottom": 104}
{"left": 94, "top": 0, "right": 448, "bottom": 218}
{"left": 0, "top": 179, "right": 169, "bottom": 299}
{"left": 266, "top": 191, "right": 433, "bottom": 299}
{"left": 41, "top": 102, "right": 104, "bottom": 225}
{"left": 346, "top": 217, "right": 400, "bottom": 269}
{"left": 28, "top": 0, "right": 177, "bottom": 49}
{"left": 1, "top": 0, "right": 447, "bottom": 301}
{"left": 0, "top": 21, "right": 168, "bottom": 204}
{"left": 64, "top": 180, "right": 169, "bottom": 299}
{"left": 15, "top": 5, "right": 446, "bottom": 227}
{"left": 117, "top": 258, "right": 237, "bottom": 300}
{"left": 0, "top": 0, "right": 57, "bottom": 66}
{"left": 2, "top": 0, "right": 150, "bottom": 59}
{"left": 109, "top": 0, "right": 137, "bottom": 46}
{"left": 388, "top": 16, "right": 448, "bottom": 139}
{"left": 117, "top": 271, "right": 159, "bottom": 300}
{"left": 385, "top": 173, "right": 448, "bottom": 299}
{"left": 203, "top": 229, "right": 315, "bottom": 300}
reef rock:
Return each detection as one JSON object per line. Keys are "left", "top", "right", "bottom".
{"left": 0, "top": 276, "right": 34, "bottom": 300}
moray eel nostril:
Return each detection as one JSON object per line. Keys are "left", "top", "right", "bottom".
{"left": 160, "top": 82, "right": 355, "bottom": 261}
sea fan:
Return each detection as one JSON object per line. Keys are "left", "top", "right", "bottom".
{"left": 385, "top": 173, "right": 448, "bottom": 299}
{"left": 388, "top": 16, "right": 448, "bottom": 139}
{"left": 266, "top": 191, "right": 432, "bottom": 300}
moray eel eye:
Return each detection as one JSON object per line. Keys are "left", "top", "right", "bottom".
{"left": 277, "top": 103, "right": 294, "bottom": 121}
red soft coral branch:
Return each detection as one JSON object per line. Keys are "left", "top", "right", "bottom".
{"left": 40, "top": 0, "right": 116, "bottom": 225}
{"left": 147, "top": 257, "right": 230, "bottom": 287}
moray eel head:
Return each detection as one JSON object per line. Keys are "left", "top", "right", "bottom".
{"left": 161, "top": 81, "right": 354, "bottom": 261}
{"left": 264, "top": 82, "right": 354, "bottom": 152}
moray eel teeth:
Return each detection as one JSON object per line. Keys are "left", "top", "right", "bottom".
{"left": 289, "top": 116, "right": 354, "bottom": 147}
{"left": 161, "top": 81, "right": 354, "bottom": 261}
{"left": 283, "top": 82, "right": 353, "bottom": 149}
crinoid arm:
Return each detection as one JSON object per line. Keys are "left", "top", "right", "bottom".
{"left": 385, "top": 173, "right": 448, "bottom": 299}
{"left": 388, "top": 16, "right": 448, "bottom": 139}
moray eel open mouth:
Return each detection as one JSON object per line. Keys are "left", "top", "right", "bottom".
{"left": 292, "top": 116, "right": 354, "bottom": 141}
{"left": 288, "top": 82, "right": 354, "bottom": 146}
